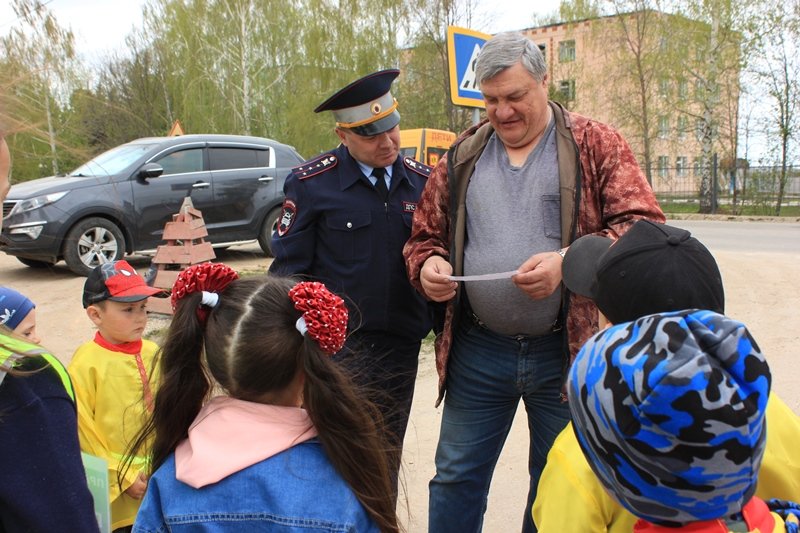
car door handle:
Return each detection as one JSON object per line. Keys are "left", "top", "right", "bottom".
{"left": 258, "top": 176, "right": 274, "bottom": 182}
{"left": 192, "top": 182, "right": 211, "bottom": 189}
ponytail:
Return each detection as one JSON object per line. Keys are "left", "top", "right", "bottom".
{"left": 288, "top": 280, "right": 400, "bottom": 532}
{"left": 302, "top": 344, "right": 400, "bottom": 533}
{"left": 124, "top": 291, "right": 211, "bottom": 477}
{"left": 126, "top": 262, "right": 238, "bottom": 475}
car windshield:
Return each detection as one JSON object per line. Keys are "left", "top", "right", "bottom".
{"left": 69, "top": 143, "right": 155, "bottom": 177}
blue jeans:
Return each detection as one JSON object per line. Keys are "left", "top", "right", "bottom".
{"left": 428, "top": 319, "right": 570, "bottom": 533}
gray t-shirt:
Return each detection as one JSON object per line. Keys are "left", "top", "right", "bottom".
{"left": 464, "top": 120, "right": 562, "bottom": 336}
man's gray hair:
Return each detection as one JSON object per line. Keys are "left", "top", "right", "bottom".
{"left": 475, "top": 32, "right": 547, "bottom": 84}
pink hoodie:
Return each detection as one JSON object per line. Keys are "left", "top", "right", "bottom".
{"left": 174, "top": 396, "right": 318, "bottom": 488}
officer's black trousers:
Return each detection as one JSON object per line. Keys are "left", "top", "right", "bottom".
{"left": 334, "top": 331, "right": 422, "bottom": 499}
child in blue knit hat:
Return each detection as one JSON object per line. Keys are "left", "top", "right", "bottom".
{"left": 0, "top": 287, "right": 39, "bottom": 344}
{"left": 569, "top": 309, "right": 800, "bottom": 532}
{"left": 533, "top": 220, "right": 800, "bottom": 532}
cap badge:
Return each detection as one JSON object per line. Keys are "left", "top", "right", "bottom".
{"left": 370, "top": 101, "right": 382, "bottom": 115}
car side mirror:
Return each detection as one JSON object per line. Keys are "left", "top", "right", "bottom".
{"left": 138, "top": 163, "right": 164, "bottom": 179}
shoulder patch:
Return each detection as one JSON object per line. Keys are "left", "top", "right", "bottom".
{"left": 277, "top": 199, "right": 297, "bottom": 236}
{"left": 294, "top": 153, "right": 338, "bottom": 179}
{"left": 403, "top": 157, "right": 432, "bottom": 178}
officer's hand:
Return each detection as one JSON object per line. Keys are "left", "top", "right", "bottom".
{"left": 420, "top": 255, "right": 457, "bottom": 302}
{"left": 512, "top": 251, "right": 563, "bottom": 300}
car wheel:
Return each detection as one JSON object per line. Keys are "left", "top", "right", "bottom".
{"left": 257, "top": 206, "right": 282, "bottom": 257}
{"left": 62, "top": 217, "right": 126, "bottom": 276}
{"left": 16, "top": 257, "right": 55, "bottom": 269}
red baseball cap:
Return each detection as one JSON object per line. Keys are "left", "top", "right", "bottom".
{"left": 82, "top": 260, "right": 163, "bottom": 308}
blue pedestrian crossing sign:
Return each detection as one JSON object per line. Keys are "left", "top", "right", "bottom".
{"left": 447, "top": 26, "right": 492, "bottom": 108}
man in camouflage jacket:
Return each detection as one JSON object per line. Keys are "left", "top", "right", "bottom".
{"left": 402, "top": 32, "right": 665, "bottom": 533}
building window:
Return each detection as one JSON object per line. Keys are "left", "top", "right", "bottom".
{"left": 559, "top": 79, "right": 576, "bottom": 101}
{"left": 677, "top": 116, "right": 688, "bottom": 139}
{"left": 559, "top": 40, "right": 576, "bottom": 62}
{"left": 678, "top": 79, "right": 688, "bottom": 100}
{"left": 659, "top": 78, "right": 670, "bottom": 98}
{"left": 658, "top": 116, "right": 670, "bottom": 139}
{"left": 658, "top": 155, "right": 669, "bottom": 178}
{"left": 676, "top": 156, "right": 688, "bottom": 177}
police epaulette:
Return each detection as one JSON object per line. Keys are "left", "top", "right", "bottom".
{"left": 403, "top": 157, "right": 432, "bottom": 178}
{"left": 294, "top": 153, "right": 338, "bottom": 179}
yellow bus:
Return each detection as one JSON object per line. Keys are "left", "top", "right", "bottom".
{"left": 399, "top": 128, "right": 456, "bottom": 167}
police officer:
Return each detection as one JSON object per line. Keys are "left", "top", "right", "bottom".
{"left": 269, "top": 69, "right": 432, "bottom": 489}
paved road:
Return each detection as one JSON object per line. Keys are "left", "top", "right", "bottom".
{"left": 669, "top": 219, "right": 800, "bottom": 253}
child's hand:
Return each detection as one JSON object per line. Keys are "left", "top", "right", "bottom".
{"left": 124, "top": 472, "right": 148, "bottom": 500}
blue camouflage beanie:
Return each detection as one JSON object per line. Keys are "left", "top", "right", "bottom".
{"left": 0, "top": 287, "right": 36, "bottom": 330}
{"left": 568, "top": 309, "right": 771, "bottom": 526}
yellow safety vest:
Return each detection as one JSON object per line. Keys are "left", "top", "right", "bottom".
{"left": 0, "top": 334, "right": 75, "bottom": 401}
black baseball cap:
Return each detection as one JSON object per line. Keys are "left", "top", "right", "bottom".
{"left": 83, "top": 260, "right": 163, "bottom": 308}
{"left": 314, "top": 69, "right": 401, "bottom": 136}
{"left": 561, "top": 220, "right": 724, "bottom": 324}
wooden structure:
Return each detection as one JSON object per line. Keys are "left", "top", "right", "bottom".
{"left": 147, "top": 197, "right": 215, "bottom": 315}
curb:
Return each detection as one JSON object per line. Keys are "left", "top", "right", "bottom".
{"left": 667, "top": 213, "right": 800, "bottom": 223}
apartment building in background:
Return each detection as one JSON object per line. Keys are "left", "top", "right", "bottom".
{"left": 520, "top": 11, "right": 740, "bottom": 198}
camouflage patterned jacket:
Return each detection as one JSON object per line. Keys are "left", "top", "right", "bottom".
{"left": 403, "top": 101, "right": 665, "bottom": 405}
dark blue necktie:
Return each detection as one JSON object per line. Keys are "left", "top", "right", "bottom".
{"left": 372, "top": 167, "right": 388, "bottom": 201}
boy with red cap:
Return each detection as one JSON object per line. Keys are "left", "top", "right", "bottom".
{"left": 68, "top": 260, "right": 163, "bottom": 533}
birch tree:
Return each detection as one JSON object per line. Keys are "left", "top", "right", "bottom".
{"left": 661, "top": 0, "right": 750, "bottom": 212}
{"left": 1, "top": 0, "right": 77, "bottom": 176}
{"left": 751, "top": 0, "right": 799, "bottom": 214}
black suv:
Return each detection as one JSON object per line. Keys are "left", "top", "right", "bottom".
{"left": 1, "top": 134, "right": 303, "bottom": 275}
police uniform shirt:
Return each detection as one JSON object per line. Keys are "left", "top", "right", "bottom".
{"left": 269, "top": 144, "right": 432, "bottom": 342}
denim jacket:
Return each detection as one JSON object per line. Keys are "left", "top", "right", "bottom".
{"left": 132, "top": 442, "right": 379, "bottom": 532}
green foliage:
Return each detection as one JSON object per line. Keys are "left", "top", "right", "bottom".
{"left": 559, "top": 0, "right": 602, "bottom": 22}
{"left": 0, "top": 0, "right": 83, "bottom": 181}
{"left": 134, "top": 0, "right": 403, "bottom": 158}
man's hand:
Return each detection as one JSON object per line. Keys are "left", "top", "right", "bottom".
{"left": 420, "top": 255, "right": 458, "bottom": 302}
{"left": 512, "top": 251, "right": 564, "bottom": 300}
{"left": 124, "top": 472, "right": 148, "bottom": 500}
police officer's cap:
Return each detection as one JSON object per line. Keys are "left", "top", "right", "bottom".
{"left": 314, "top": 69, "right": 400, "bottom": 136}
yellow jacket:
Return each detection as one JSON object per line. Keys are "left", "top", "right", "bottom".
{"left": 533, "top": 393, "right": 800, "bottom": 532}
{"left": 68, "top": 335, "right": 159, "bottom": 530}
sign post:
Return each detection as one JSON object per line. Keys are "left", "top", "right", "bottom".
{"left": 446, "top": 26, "right": 491, "bottom": 114}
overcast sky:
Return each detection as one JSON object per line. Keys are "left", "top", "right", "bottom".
{"left": 0, "top": 0, "right": 561, "bottom": 65}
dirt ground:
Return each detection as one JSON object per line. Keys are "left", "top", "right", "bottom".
{"left": 1, "top": 238, "right": 798, "bottom": 532}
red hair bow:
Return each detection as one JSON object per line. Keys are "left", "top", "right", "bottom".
{"left": 171, "top": 262, "right": 239, "bottom": 323}
{"left": 289, "top": 281, "right": 348, "bottom": 355}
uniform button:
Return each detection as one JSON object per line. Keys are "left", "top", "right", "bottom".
{"left": 346, "top": 222, "right": 353, "bottom": 229}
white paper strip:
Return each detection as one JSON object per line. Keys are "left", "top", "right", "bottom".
{"left": 448, "top": 270, "right": 519, "bottom": 282}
